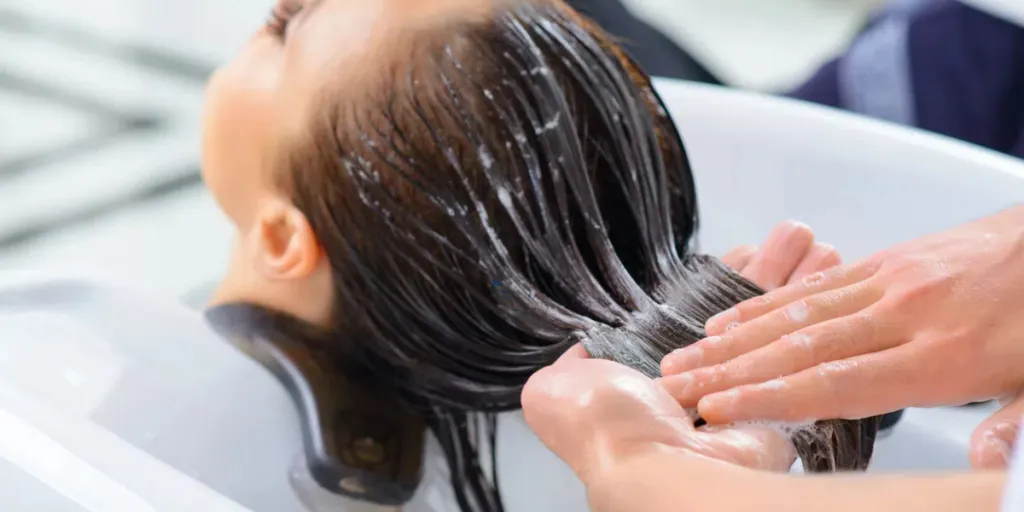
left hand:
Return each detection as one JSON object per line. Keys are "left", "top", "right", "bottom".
{"left": 522, "top": 345, "right": 796, "bottom": 487}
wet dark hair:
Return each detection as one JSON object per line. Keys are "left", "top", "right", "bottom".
{"left": 279, "top": 1, "right": 881, "bottom": 510}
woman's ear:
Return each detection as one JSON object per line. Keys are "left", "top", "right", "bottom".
{"left": 249, "top": 198, "right": 322, "bottom": 281}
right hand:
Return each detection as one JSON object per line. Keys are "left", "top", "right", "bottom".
{"left": 720, "top": 220, "right": 840, "bottom": 290}
{"left": 660, "top": 205, "right": 1024, "bottom": 469}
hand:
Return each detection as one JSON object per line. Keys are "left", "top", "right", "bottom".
{"left": 720, "top": 220, "right": 840, "bottom": 290}
{"left": 660, "top": 205, "right": 1024, "bottom": 468}
{"left": 522, "top": 345, "right": 796, "bottom": 488}
{"left": 520, "top": 221, "right": 829, "bottom": 485}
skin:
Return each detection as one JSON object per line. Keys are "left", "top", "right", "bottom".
{"left": 524, "top": 350, "right": 1007, "bottom": 512}
{"left": 660, "top": 204, "right": 1024, "bottom": 470}
{"left": 202, "top": 0, "right": 507, "bottom": 326}
{"left": 523, "top": 222, "right": 842, "bottom": 480}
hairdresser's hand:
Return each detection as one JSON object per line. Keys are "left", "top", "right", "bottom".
{"left": 660, "top": 205, "right": 1024, "bottom": 465}
{"left": 722, "top": 221, "right": 840, "bottom": 290}
{"left": 522, "top": 345, "right": 796, "bottom": 487}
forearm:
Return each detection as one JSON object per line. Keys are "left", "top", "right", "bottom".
{"left": 585, "top": 449, "right": 1006, "bottom": 512}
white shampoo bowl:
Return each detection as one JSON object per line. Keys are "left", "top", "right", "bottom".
{"left": 660, "top": 78, "right": 1024, "bottom": 471}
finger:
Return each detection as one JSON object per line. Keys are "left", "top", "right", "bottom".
{"left": 741, "top": 221, "right": 815, "bottom": 290}
{"left": 662, "top": 311, "right": 893, "bottom": 407}
{"left": 696, "top": 425, "right": 797, "bottom": 472}
{"left": 970, "top": 391, "right": 1024, "bottom": 470}
{"left": 705, "top": 259, "right": 880, "bottom": 335}
{"left": 721, "top": 245, "right": 758, "bottom": 272}
{"left": 788, "top": 243, "right": 841, "bottom": 284}
{"left": 662, "top": 281, "right": 883, "bottom": 375}
{"left": 554, "top": 343, "right": 590, "bottom": 366}
{"left": 695, "top": 344, "right": 921, "bottom": 424}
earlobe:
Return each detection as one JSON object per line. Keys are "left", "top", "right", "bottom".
{"left": 252, "top": 200, "right": 322, "bottom": 281}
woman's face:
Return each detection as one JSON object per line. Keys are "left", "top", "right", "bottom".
{"left": 202, "top": 0, "right": 498, "bottom": 228}
{"left": 202, "top": 0, "right": 380, "bottom": 227}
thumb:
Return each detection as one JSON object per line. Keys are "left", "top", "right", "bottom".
{"left": 521, "top": 361, "right": 597, "bottom": 479}
{"left": 970, "top": 392, "right": 1024, "bottom": 470}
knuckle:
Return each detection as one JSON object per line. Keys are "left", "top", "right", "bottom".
{"left": 800, "top": 271, "right": 828, "bottom": 288}
{"left": 782, "top": 331, "right": 816, "bottom": 364}
{"left": 706, "top": 364, "right": 731, "bottom": 385}
{"left": 803, "top": 330, "right": 843, "bottom": 362}
{"left": 801, "top": 288, "right": 852, "bottom": 319}
{"left": 927, "top": 331, "right": 981, "bottom": 367}
{"left": 811, "top": 260, "right": 852, "bottom": 285}
{"left": 815, "top": 359, "right": 858, "bottom": 400}
{"left": 886, "top": 273, "right": 953, "bottom": 308}
{"left": 781, "top": 299, "right": 811, "bottom": 323}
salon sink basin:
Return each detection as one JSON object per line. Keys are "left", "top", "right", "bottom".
{"left": 870, "top": 405, "right": 997, "bottom": 471}
{"left": 663, "top": 77, "right": 1024, "bottom": 473}
{"left": 2, "top": 80, "right": 1023, "bottom": 510}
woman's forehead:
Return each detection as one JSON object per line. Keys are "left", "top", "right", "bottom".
{"left": 285, "top": 0, "right": 524, "bottom": 105}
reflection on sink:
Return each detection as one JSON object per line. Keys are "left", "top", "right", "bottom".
{"left": 870, "top": 405, "right": 995, "bottom": 472}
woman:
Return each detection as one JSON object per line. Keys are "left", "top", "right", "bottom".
{"left": 200, "top": 0, "right": 876, "bottom": 510}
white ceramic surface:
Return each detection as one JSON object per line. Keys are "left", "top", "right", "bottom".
{"left": 2, "top": 81, "right": 1023, "bottom": 511}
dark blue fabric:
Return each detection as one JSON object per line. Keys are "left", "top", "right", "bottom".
{"left": 790, "top": 1, "right": 1024, "bottom": 159}
{"left": 566, "top": 0, "right": 721, "bottom": 83}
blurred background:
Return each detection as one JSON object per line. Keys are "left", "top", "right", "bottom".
{"left": 0, "top": 0, "right": 1009, "bottom": 303}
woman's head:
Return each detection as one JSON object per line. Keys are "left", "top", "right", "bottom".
{"left": 202, "top": 0, "right": 512, "bottom": 322}
{"left": 202, "top": 0, "right": 697, "bottom": 403}
{"left": 203, "top": 0, "right": 569, "bottom": 323}
{"left": 202, "top": 0, "right": 879, "bottom": 509}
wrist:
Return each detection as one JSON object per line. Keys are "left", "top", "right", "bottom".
{"left": 583, "top": 446, "right": 774, "bottom": 512}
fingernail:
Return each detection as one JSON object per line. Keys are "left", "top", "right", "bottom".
{"left": 998, "top": 392, "right": 1020, "bottom": 407}
{"left": 701, "top": 389, "right": 740, "bottom": 417}
{"left": 790, "top": 220, "right": 811, "bottom": 232}
{"left": 706, "top": 309, "right": 737, "bottom": 333}
{"left": 663, "top": 347, "right": 704, "bottom": 374}
{"left": 781, "top": 222, "right": 812, "bottom": 244}
{"left": 992, "top": 422, "right": 1020, "bottom": 445}
{"left": 663, "top": 373, "right": 695, "bottom": 397}
{"left": 979, "top": 423, "right": 1017, "bottom": 468}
